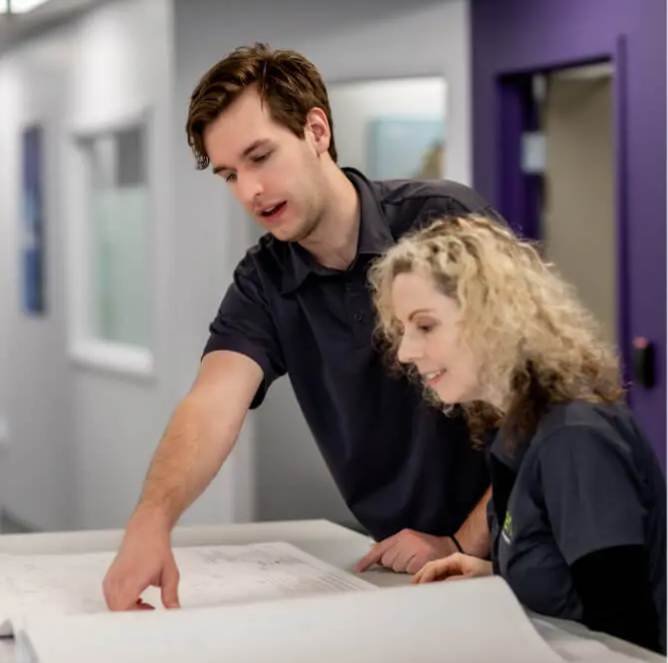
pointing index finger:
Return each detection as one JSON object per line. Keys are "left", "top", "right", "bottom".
{"left": 354, "top": 537, "right": 393, "bottom": 572}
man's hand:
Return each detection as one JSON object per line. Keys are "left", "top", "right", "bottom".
{"left": 102, "top": 509, "right": 181, "bottom": 611}
{"left": 412, "top": 552, "right": 493, "bottom": 583}
{"left": 354, "top": 529, "right": 459, "bottom": 574}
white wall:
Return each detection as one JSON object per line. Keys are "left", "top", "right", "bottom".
{"left": 0, "top": 0, "right": 183, "bottom": 531}
{"left": 172, "top": 0, "right": 472, "bottom": 526}
{"left": 0, "top": 34, "right": 74, "bottom": 529}
{"left": 62, "top": 0, "right": 184, "bottom": 531}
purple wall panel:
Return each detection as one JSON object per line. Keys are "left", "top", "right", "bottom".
{"left": 471, "top": 0, "right": 666, "bottom": 468}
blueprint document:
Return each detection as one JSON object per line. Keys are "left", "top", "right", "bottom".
{"left": 0, "top": 541, "right": 374, "bottom": 637}
{"left": 14, "top": 576, "right": 571, "bottom": 663}
{"left": 2, "top": 544, "right": 659, "bottom": 663}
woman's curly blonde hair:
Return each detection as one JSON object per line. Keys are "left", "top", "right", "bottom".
{"left": 368, "top": 214, "right": 625, "bottom": 448}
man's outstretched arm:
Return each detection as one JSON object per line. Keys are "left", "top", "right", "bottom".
{"left": 103, "top": 350, "right": 263, "bottom": 611}
{"left": 135, "top": 350, "right": 262, "bottom": 528}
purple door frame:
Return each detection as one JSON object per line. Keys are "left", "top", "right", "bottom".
{"left": 497, "top": 44, "right": 631, "bottom": 389}
{"left": 472, "top": 0, "right": 666, "bottom": 470}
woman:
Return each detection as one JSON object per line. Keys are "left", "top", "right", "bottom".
{"left": 368, "top": 214, "right": 666, "bottom": 654}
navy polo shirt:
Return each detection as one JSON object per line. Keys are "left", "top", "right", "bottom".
{"left": 488, "top": 400, "right": 666, "bottom": 649}
{"left": 203, "top": 167, "right": 502, "bottom": 541}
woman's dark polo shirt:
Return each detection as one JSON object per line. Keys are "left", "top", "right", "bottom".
{"left": 203, "top": 167, "right": 504, "bottom": 541}
{"left": 488, "top": 400, "right": 666, "bottom": 652}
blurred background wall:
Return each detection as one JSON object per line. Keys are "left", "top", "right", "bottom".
{"left": 0, "top": 0, "right": 664, "bottom": 533}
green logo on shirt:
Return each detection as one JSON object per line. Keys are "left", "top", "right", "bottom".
{"left": 502, "top": 511, "right": 513, "bottom": 544}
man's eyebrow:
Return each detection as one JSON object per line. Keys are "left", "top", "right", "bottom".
{"left": 212, "top": 139, "right": 271, "bottom": 175}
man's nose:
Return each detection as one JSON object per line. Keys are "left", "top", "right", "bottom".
{"left": 237, "top": 174, "right": 263, "bottom": 207}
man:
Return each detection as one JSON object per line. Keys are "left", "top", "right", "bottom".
{"left": 103, "top": 43, "right": 503, "bottom": 611}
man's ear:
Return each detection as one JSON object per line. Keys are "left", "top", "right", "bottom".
{"left": 305, "top": 107, "right": 331, "bottom": 156}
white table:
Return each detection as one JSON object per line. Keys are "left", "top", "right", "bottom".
{"left": 0, "top": 519, "right": 663, "bottom": 663}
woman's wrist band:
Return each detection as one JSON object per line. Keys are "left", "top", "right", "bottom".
{"left": 450, "top": 534, "right": 464, "bottom": 554}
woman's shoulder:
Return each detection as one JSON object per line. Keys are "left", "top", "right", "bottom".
{"left": 529, "top": 399, "right": 658, "bottom": 472}
{"left": 539, "top": 399, "right": 632, "bottom": 433}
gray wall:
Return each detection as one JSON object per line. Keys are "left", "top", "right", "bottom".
{"left": 0, "top": 0, "right": 182, "bottom": 531}
{"left": 0, "top": 37, "right": 73, "bottom": 528}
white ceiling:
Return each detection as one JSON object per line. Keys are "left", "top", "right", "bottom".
{"left": 0, "top": 0, "right": 110, "bottom": 52}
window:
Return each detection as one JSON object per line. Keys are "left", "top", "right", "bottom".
{"left": 327, "top": 77, "right": 447, "bottom": 179}
{"left": 69, "top": 117, "right": 153, "bottom": 376}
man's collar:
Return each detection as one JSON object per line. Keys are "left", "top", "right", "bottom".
{"left": 280, "top": 167, "right": 394, "bottom": 294}
{"left": 351, "top": 167, "right": 395, "bottom": 256}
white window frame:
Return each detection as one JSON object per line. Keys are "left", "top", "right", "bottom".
{"left": 65, "top": 110, "right": 155, "bottom": 379}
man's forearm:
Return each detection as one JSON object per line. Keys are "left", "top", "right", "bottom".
{"left": 135, "top": 394, "right": 238, "bottom": 530}
{"left": 454, "top": 486, "right": 492, "bottom": 558}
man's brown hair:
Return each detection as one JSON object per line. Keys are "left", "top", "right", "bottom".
{"left": 186, "top": 43, "right": 338, "bottom": 170}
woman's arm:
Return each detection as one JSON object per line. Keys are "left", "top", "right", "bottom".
{"left": 453, "top": 486, "right": 492, "bottom": 558}
{"left": 536, "top": 424, "right": 663, "bottom": 654}
{"left": 570, "top": 545, "right": 662, "bottom": 654}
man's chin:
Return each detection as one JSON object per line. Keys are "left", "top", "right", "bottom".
{"left": 270, "top": 225, "right": 315, "bottom": 245}
{"left": 267, "top": 228, "right": 301, "bottom": 243}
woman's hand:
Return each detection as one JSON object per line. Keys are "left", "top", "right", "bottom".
{"left": 412, "top": 553, "right": 493, "bottom": 584}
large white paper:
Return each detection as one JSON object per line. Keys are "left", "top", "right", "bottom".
{"left": 532, "top": 618, "right": 666, "bottom": 663}
{"left": 14, "top": 576, "right": 566, "bottom": 663}
{"left": 0, "top": 638, "right": 13, "bottom": 663}
{"left": 0, "top": 541, "right": 374, "bottom": 637}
